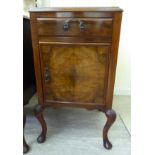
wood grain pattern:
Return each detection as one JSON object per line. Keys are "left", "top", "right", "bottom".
{"left": 30, "top": 13, "right": 44, "bottom": 105}
{"left": 29, "top": 12, "right": 113, "bottom": 18}
{"left": 106, "top": 12, "right": 123, "bottom": 109}
{"left": 37, "top": 18, "right": 113, "bottom": 38}
{"left": 38, "top": 36, "right": 112, "bottom": 44}
{"left": 40, "top": 45, "right": 110, "bottom": 104}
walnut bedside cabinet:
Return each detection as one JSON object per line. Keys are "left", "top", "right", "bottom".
{"left": 30, "top": 7, "right": 123, "bottom": 149}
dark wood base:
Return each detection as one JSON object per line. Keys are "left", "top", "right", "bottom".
{"left": 23, "top": 112, "right": 30, "bottom": 153}
{"left": 103, "top": 109, "right": 116, "bottom": 149}
{"left": 34, "top": 105, "right": 47, "bottom": 143}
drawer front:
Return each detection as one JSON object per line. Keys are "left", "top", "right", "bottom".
{"left": 37, "top": 18, "right": 113, "bottom": 39}
{"left": 40, "top": 44, "right": 110, "bottom": 105}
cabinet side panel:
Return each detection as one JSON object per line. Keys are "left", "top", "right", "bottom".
{"left": 106, "top": 12, "right": 122, "bottom": 109}
{"left": 30, "top": 13, "right": 44, "bottom": 104}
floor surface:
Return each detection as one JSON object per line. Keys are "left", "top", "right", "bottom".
{"left": 24, "top": 95, "right": 131, "bottom": 155}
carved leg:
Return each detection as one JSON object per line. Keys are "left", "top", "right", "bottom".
{"left": 103, "top": 109, "right": 116, "bottom": 149}
{"left": 34, "top": 104, "right": 47, "bottom": 143}
{"left": 23, "top": 111, "right": 29, "bottom": 153}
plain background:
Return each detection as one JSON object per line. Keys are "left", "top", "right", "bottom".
{"left": 0, "top": 0, "right": 155, "bottom": 155}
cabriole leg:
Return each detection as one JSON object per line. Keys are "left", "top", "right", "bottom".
{"left": 103, "top": 109, "right": 116, "bottom": 149}
{"left": 23, "top": 111, "right": 29, "bottom": 153}
{"left": 34, "top": 104, "right": 47, "bottom": 143}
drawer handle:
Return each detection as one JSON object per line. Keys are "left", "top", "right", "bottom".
{"left": 63, "top": 19, "right": 86, "bottom": 31}
{"left": 63, "top": 22, "right": 69, "bottom": 31}
{"left": 79, "top": 21, "right": 86, "bottom": 31}
{"left": 45, "top": 67, "right": 50, "bottom": 83}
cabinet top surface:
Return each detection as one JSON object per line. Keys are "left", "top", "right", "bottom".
{"left": 29, "top": 7, "right": 123, "bottom": 12}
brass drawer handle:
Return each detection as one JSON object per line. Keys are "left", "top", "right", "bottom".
{"left": 63, "top": 19, "right": 86, "bottom": 31}
{"left": 45, "top": 67, "right": 50, "bottom": 83}
{"left": 63, "top": 22, "right": 69, "bottom": 31}
{"left": 79, "top": 21, "right": 86, "bottom": 31}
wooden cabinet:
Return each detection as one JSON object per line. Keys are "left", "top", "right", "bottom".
{"left": 30, "top": 7, "right": 123, "bottom": 150}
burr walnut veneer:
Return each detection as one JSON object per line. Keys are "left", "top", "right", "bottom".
{"left": 30, "top": 7, "right": 123, "bottom": 150}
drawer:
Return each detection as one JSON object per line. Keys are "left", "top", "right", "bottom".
{"left": 37, "top": 18, "right": 113, "bottom": 39}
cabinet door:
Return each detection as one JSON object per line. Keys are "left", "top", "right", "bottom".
{"left": 40, "top": 45, "right": 110, "bottom": 105}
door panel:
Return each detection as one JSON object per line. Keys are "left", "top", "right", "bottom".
{"left": 40, "top": 45, "right": 110, "bottom": 104}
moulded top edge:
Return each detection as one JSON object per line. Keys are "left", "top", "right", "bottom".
{"left": 29, "top": 7, "right": 123, "bottom": 12}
